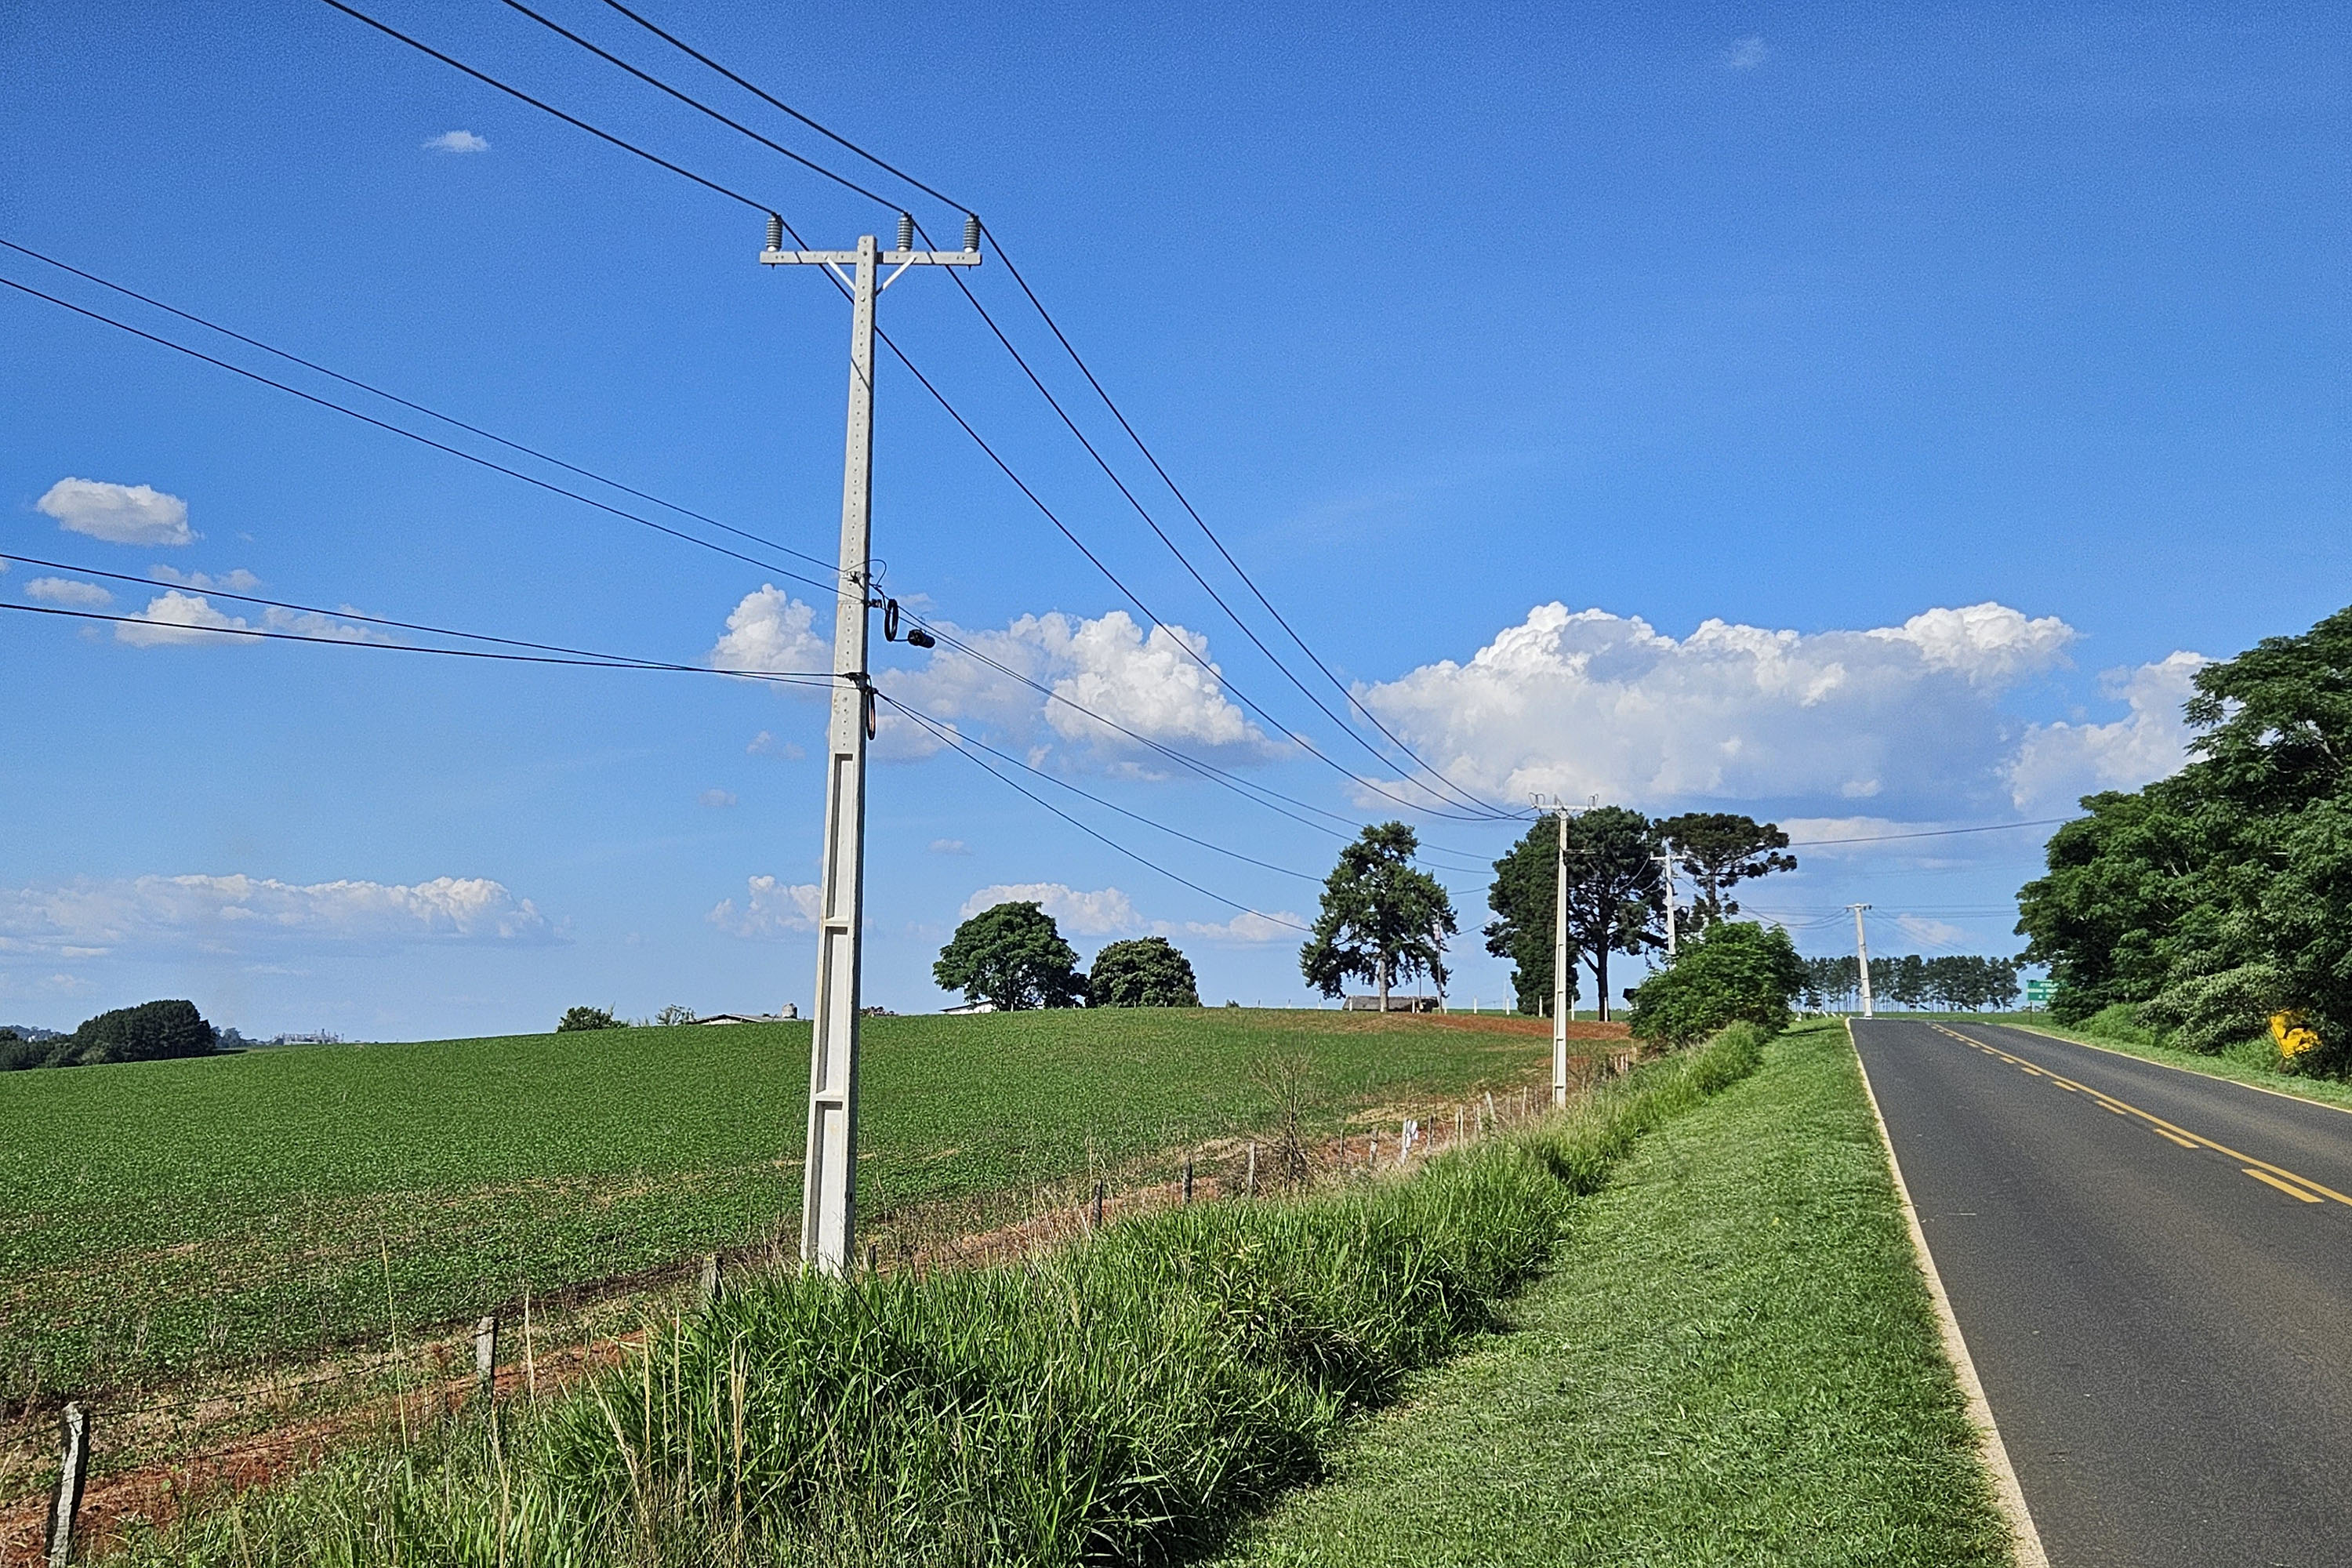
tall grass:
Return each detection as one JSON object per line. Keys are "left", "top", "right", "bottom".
{"left": 129, "top": 1026, "right": 1764, "bottom": 1568}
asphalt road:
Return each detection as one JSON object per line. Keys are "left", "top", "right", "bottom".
{"left": 1853, "top": 1018, "right": 2352, "bottom": 1568}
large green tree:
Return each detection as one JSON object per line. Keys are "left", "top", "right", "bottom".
{"left": 1300, "top": 822, "right": 1457, "bottom": 1008}
{"left": 1652, "top": 812, "right": 1796, "bottom": 933}
{"left": 1087, "top": 937, "right": 1200, "bottom": 1007}
{"left": 2017, "top": 604, "right": 2352, "bottom": 1069}
{"left": 49, "top": 1000, "right": 219, "bottom": 1067}
{"left": 935, "top": 902, "right": 1087, "bottom": 1011}
{"left": 1486, "top": 806, "right": 1664, "bottom": 1022}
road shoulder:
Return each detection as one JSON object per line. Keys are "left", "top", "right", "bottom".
{"left": 1213, "top": 1020, "right": 2014, "bottom": 1567}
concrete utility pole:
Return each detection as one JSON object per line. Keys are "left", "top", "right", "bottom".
{"left": 1654, "top": 844, "right": 1679, "bottom": 956}
{"left": 1849, "top": 902, "right": 1875, "bottom": 1019}
{"left": 1534, "top": 795, "right": 1573, "bottom": 1107}
{"left": 764, "top": 212, "right": 980, "bottom": 1274}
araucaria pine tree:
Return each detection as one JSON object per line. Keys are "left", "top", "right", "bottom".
{"left": 1300, "top": 822, "right": 1457, "bottom": 1009}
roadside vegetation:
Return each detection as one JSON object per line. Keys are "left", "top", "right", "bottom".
{"left": 2016, "top": 601, "right": 2352, "bottom": 1075}
{"left": 0, "top": 1008, "right": 1566, "bottom": 1403}
{"left": 100, "top": 1026, "right": 1766, "bottom": 1566}
{"left": 1989, "top": 1010, "right": 2352, "bottom": 1112}
{"left": 1216, "top": 1020, "right": 2013, "bottom": 1567}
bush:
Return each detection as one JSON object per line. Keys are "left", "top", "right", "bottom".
{"left": 2137, "top": 963, "right": 2287, "bottom": 1057}
{"left": 2079, "top": 1001, "right": 2159, "bottom": 1047}
{"left": 1626, "top": 922, "right": 1806, "bottom": 1048}
{"left": 1087, "top": 936, "right": 1201, "bottom": 1007}
{"left": 556, "top": 1005, "right": 620, "bottom": 1033}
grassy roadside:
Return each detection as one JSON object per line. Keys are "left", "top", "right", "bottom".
{"left": 1212, "top": 1018, "right": 2013, "bottom": 1567}
{"left": 100, "top": 1029, "right": 1762, "bottom": 1566}
{"left": 1964, "top": 1014, "right": 2352, "bottom": 1112}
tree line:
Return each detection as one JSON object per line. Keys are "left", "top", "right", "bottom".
{"left": 2016, "top": 602, "right": 2352, "bottom": 1073}
{"left": 1, "top": 999, "right": 220, "bottom": 1071}
{"left": 1799, "top": 953, "right": 2020, "bottom": 1013}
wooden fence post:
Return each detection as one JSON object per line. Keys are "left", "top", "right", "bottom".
{"left": 1092, "top": 1180, "right": 1105, "bottom": 1229}
{"left": 473, "top": 1315, "right": 499, "bottom": 1403}
{"left": 45, "top": 1400, "right": 89, "bottom": 1568}
{"left": 1183, "top": 1159, "right": 1194, "bottom": 1204}
{"left": 865, "top": 1240, "right": 879, "bottom": 1274}
{"left": 699, "top": 1252, "right": 723, "bottom": 1306}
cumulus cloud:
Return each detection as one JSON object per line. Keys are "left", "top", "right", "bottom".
{"left": 884, "top": 609, "right": 1270, "bottom": 768}
{"left": 112, "top": 590, "right": 383, "bottom": 648}
{"left": 712, "top": 587, "right": 832, "bottom": 684}
{"left": 37, "top": 478, "right": 194, "bottom": 546}
{"left": 425, "top": 129, "right": 488, "bottom": 153}
{"left": 709, "top": 876, "right": 822, "bottom": 937}
{"left": 960, "top": 882, "right": 1140, "bottom": 938}
{"left": 928, "top": 839, "right": 971, "bottom": 855}
{"left": 1360, "top": 601, "right": 2081, "bottom": 815}
{"left": 1893, "top": 914, "right": 1966, "bottom": 948}
{"left": 24, "top": 576, "right": 112, "bottom": 608}
{"left": 149, "top": 564, "right": 260, "bottom": 592}
{"left": 699, "top": 789, "right": 738, "bottom": 808}
{"left": 0, "top": 873, "right": 549, "bottom": 954}
{"left": 2004, "top": 652, "right": 2205, "bottom": 812}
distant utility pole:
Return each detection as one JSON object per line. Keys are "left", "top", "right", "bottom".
{"left": 1848, "top": 902, "right": 1874, "bottom": 1018}
{"left": 1654, "top": 844, "right": 1679, "bottom": 956}
{"left": 1535, "top": 794, "right": 1573, "bottom": 1107}
{"left": 764, "top": 211, "right": 980, "bottom": 1275}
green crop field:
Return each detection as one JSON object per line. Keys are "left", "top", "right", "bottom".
{"left": 0, "top": 1010, "right": 1564, "bottom": 1403}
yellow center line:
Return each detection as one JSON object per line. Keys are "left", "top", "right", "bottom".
{"left": 1927, "top": 1022, "right": 2352, "bottom": 1208}
{"left": 2153, "top": 1128, "right": 2198, "bottom": 1149}
{"left": 2244, "top": 1168, "right": 2325, "bottom": 1203}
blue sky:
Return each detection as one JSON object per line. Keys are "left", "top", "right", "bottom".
{"left": 2, "top": 1, "right": 2344, "bottom": 1036}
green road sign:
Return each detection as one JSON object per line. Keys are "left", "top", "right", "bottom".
{"left": 2024, "top": 978, "right": 2056, "bottom": 1005}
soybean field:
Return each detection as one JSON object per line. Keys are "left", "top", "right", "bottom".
{"left": 0, "top": 1009, "right": 1571, "bottom": 1403}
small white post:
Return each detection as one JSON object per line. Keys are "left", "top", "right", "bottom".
{"left": 45, "top": 1401, "right": 89, "bottom": 1568}
{"left": 1245, "top": 1142, "right": 1258, "bottom": 1197}
{"left": 1850, "top": 903, "right": 1875, "bottom": 1018}
{"left": 472, "top": 1315, "right": 499, "bottom": 1403}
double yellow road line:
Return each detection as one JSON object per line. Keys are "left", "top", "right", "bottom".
{"left": 1934, "top": 1023, "right": 2348, "bottom": 1208}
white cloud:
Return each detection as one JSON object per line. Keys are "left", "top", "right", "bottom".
{"left": 1175, "top": 910, "right": 1304, "bottom": 945}
{"left": 2004, "top": 652, "right": 2205, "bottom": 811}
{"left": 1361, "top": 601, "right": 2081, "bottom": 815}
{"left": 37, "top": 478, "right": 194, "bottom": 546}
{"left": 0, "top": 873, "right": 549, "bottom": 953}
{"left": 699, "top": 789, "right": 739, "bottom": 808}
{"left": 24, "top": 576, "right": 112, "bottom": 608}
{"left": 425, "top": 129, "right": 489, "bottom": 154}
{"left": 746, "top": 729, "right": 805, "bottom": 759}
{"left": 1723, "top": 35, "right": 1768, "bottom": 69}
{"left": 709, "top": 876, "right": 822, "bottom": 937}
{"left": 149, "top": 564, "right": 260, "bottom": 592}
{"left": 113, "top": 590, "right": 383, "bottom": 648}
{"left": 884, "top": 608, "right": 1271, "bottom": 767}
{"left": 712, "top": 587, "right": 831, "bottom": 684}
{"left": 928, "top": 838, "right": 971, "bottom": 855}
{"left": 1893, "top": 914, "right": 1966, "bottom": 948}
{"left": 960, "top": 882, "right": 1140, "bottom": 938}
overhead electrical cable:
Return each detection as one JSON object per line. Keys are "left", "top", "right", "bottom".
{"left": 0, "top": 274, "right": 844, "bottom": 601}
{"left": 1787, "top": 818, "right": 2074, "bottom": 847}
{"left": 307, "top": 0, "right": 1530, "bottom": 835}
{"left": 0, "top": 238, "right": 851, "bottom": 587}
{"left": 880, "top": 695, "right": 1312, "bottom": 933}
{"left": 557, "top": 0, "right": 1518, "bottom": 821}
{"left": 0, "top": 552, "right": 837, "bottom": 681}
{"left": 0, "top": 601, "right": 837, "bottom": 684}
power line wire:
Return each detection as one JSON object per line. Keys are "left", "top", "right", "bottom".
{"left": 0, "top": 238, "right": 851, "bottom": 588}
{"left": 0, "top": 273, "right": 844, "bottom": 601}
{"left": 567, "top": 2, "right": 1517, "bottom": 821}
{"left": 0, "top": 552, "right": 842, "bottom": 678}
{"left": 880, "top": 695, "right": 1312, "bottom": 933}
{"left": 1, "top": 600, "right": 836, "bottom": 684}
{"left": 1788, "top": 818, "right": 2072, "bottom": 848}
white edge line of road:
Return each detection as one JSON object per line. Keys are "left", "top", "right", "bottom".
{"left": 1847, "top": 1018, "right": 2051, "bottom": 1568}
{"left": 1994, "top": 1020, "right": 2352, "bottom": 1119}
